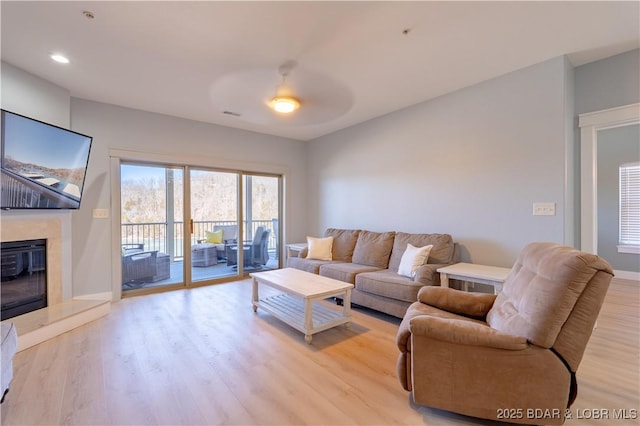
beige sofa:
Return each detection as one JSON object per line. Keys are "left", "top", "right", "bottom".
{"left": 287, "top": 228, "right": 457, "bottom": 318}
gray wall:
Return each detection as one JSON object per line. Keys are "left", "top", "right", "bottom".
{"left": 575, "top": 49, "right": 640, "bottom": 115}
{"left": 576, "top": 49, "right": 640, "bottom": 273}
{"left": 1, "top": 62, "right": 309, "bottom": 298}
{"left": 0, "top": 61, "right": 76, "bottom": 300}
{"left": 597, "top": 124, "right": 640, "bottom": 272}
{"left": 306, "top": 57, "right": 573, "bottom": 267}
{"left": 0, "top": 62, "right": 70, "bottom": 127}
{"left": 70, "top": 100, "right": 308, "bottom": 296}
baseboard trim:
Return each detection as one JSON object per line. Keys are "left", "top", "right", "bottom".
{"left": 73, "top": 292, "right": 113, "bottom": 301}
{"left": 6, "top": 299, "right": 111, "bottom": 352}
{"left": 614, "top": 270, "right": 640, "bottom": 281}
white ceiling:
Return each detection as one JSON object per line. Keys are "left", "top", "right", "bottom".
{"left": 2, "top": 1, "right": 639, "bottom": 141}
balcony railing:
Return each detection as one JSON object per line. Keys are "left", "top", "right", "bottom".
{"left": 121, "top": 219, "right": 277, "bottom": 259}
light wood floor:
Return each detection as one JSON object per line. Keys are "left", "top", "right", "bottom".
{"left": 1, "top": 277, "right": 638, "bottom": 425}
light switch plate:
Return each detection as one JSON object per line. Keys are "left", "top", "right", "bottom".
{"left": 533, "top": 202, "right": 555, "bottom": 216}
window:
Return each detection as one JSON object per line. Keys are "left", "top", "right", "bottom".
{"left": 619, "top": 161, "right": 640, "bottom": 254}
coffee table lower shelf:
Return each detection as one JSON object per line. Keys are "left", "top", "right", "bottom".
{"left": 254, "top": 294, "right": 351, "bottom": 344}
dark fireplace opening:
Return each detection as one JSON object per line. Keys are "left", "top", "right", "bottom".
{"left": 1, "top": 239, "right": 47, "bottom": 320}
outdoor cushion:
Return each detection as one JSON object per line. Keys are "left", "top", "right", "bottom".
{"left": 205, "top": 230, "right": 223, "bottom": 244}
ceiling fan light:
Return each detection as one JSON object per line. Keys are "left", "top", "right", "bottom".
{"left": 270, "top": 96, "right": 300, "bottom": 113}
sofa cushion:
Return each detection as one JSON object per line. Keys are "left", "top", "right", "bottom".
{"left": 398, "top": 244, "right": 433, "bottom": 278}
{"left": 306, "top": 236, "right": 333, "bottom": 260}
{"left": 389, "top": 232, "right": 454, "bottom": 271}
{"left": 351, "top": 230, "right": 395, "bottom": 268}
{"left": 356, "top": 269, "right": 427, "bottom": 303}
{"left": 320, "top": 263, "right": 382, "bottom": 284}
{"left": 286, "top": 257, "right": 345, "bottom": 274}
{"left": 325, "top": 228, "right": 361, "bottom": 262}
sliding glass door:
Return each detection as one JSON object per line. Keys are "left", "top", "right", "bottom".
{"left": 120, "top": 162, "right": 282, "bottom": 295}
{"left": 244, "top": 173, "right": 280, "bottom": 272}
{"left": 189, "top": 169, "right": 241, "bottom": 282}
{"left": 121, "top": 163, "right": 184, "bottom": 291}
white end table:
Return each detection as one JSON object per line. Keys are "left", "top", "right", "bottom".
{"left": 437, "top": 262, "right": 511, "bottom": 295}
{"left": 285, "top": 243, "right": 307, "bottom": 259}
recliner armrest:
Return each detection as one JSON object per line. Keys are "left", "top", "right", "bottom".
{"left": 409, "top": 315, "right": 527, "bottom": 350}
{"left": 417, "top": 286, "right": 496, "bottom": 318}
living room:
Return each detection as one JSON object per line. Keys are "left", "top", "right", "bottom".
{"left": 1, "top": 2, "right": 639, "bottom": 425}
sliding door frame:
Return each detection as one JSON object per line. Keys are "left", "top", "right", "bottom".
{"left": 110, "top": 148, "right": 287, "bottom": 301}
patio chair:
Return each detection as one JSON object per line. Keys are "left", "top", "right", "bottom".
{"left": 226, "top": 226, "right": 270, "bottom": 268}
{"left": 196, "top": 224, "right": 238, "bottom": 260}
{"left": 122, "top": 244, "right": 158, "bottom": 285}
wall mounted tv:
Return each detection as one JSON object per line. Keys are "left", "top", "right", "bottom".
{"left": 1, "top": 109, "right": 93, "bottom": 210}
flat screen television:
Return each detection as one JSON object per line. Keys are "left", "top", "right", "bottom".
{"left": 1, "top": 109, "right": 93, "bottom": 210}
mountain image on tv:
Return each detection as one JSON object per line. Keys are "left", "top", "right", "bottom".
{"left": 1, "top": 110, "right": 92, "bottom": 210}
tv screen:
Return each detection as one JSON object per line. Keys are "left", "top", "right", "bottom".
{"left": 1, "top": 109, "right": 93, "bottom": 210}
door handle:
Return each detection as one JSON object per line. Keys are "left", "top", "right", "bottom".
{"left": 190, "top": 219, "right": 194, "bottom": 234}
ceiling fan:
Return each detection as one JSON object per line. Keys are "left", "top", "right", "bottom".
{"left": 208, "top": 60, "right": 353, "bottom": 127}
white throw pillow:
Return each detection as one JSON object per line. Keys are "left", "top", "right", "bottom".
{"left": 398, "top": 244, "right": 433, "bottom": 278}
{"left": 306, "top": 236, "right": 333, "bottom": 261}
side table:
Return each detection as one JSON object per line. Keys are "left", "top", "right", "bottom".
{"left": 437, "top": 262, "right": 511, "bottom": 295}
{"left": 286, "top": 243, "right": 308, "bottom": 259}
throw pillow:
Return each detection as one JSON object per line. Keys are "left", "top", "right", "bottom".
{"left": 398, "top": 244, "right": 433, "bottom": 278}
{"left": 306, "top": 236, "right": 333, "bottom": 261}
{"left": 205, "top": 230, "right": 224, "bottom": 244}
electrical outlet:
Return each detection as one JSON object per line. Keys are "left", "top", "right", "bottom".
{"left": 93, "top": 208, "right": 109, "bottom": 219}
{"left": 533, "top": 202, "right": 555, "bottom": 216}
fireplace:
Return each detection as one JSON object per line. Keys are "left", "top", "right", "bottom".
{"left": 1, "top": 239, "right": 47, "bottom": 320}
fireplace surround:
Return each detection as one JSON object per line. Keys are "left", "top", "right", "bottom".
{"left": 1, "top": 239, "right": 47, "bottom": 320}
{"left": 0, "top": 218, "right": 62, "bottom": 310}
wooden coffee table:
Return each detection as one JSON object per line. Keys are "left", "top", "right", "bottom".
{"left": 250, "top": 268, "right": 354, "bottom": 344}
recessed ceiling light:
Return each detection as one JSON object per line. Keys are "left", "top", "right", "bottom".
{"left": 50, "top": 54, "right": 70, "bottom": 64}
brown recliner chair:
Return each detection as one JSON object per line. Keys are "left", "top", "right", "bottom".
{"left": 396, "top": 242, "right": 614, "bottom": 425}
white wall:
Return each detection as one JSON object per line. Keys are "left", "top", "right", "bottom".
{"left": 0, "top": 62, "right": 70, "bottom": 127}
{"left": 70, "top": 100, "right": 308, "bottom": 296}
{"left": 0, "top": 62, "right": 76, "bottom": 301}
{"left": 306, "top": 57, "right": 572, "bottom": 267}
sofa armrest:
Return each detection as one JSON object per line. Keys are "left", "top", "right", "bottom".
{"left": 413, "top": 263, "right": 444, "bottom": 285}
{"left": 417, "top": 286, "right": 496, "bottom": 318}
{"left": 409, "top": 315, "right": 527, "bottom": 350}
